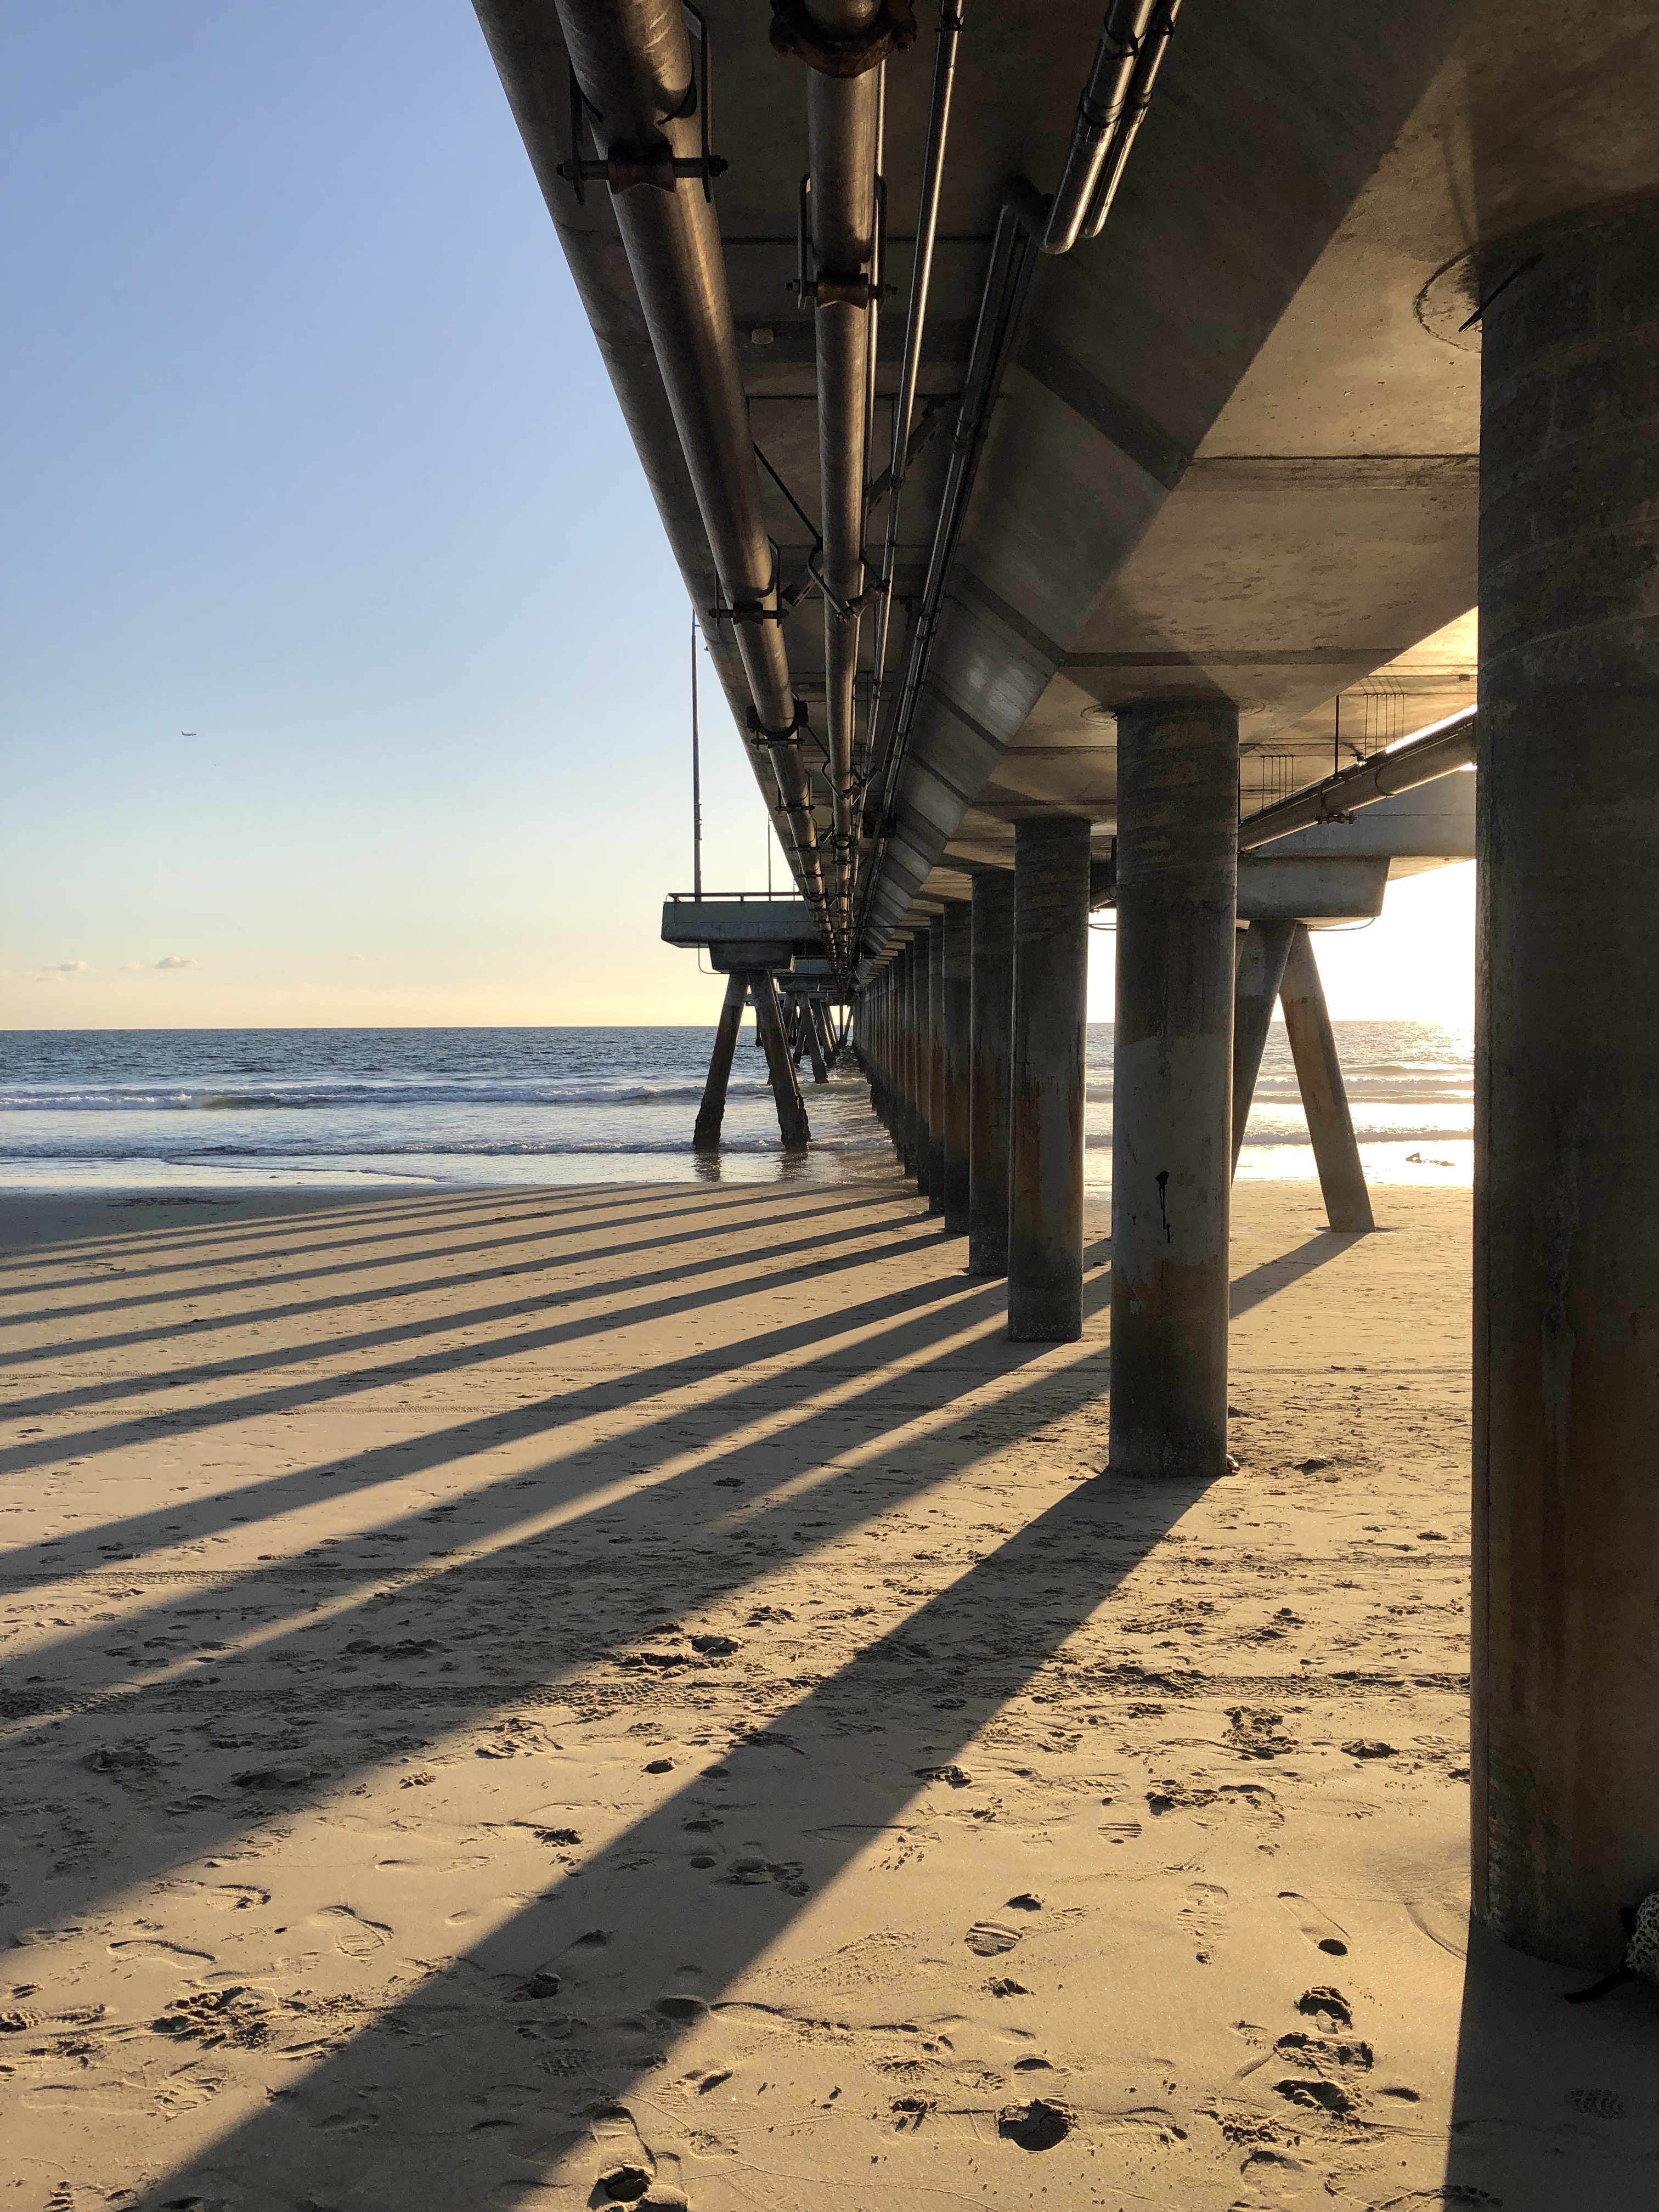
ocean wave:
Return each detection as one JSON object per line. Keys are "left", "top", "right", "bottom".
{"left": 0, "top": 1077, "right": 779, "bottom": 1113}
{"left": 0, "top": 1132, "right": 892, "bottom": 1163}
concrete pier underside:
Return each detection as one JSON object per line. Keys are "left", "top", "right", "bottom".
{"left": 8, "top": 1176, "right": 1655, "bottom": 2211}
{"left": 479, "top": 0, "right": 1659, "bottom": 1992}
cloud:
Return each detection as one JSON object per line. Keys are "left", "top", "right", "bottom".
{"left": 154, "top": 955, "right": 196, "bottom": 970}
{"left": 347, "top": 953, "right": 367, "bottom": 963}
{"left": 30, "top": 960, "right": 91, "bottom": 981}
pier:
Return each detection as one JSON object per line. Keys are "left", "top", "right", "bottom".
{"left": 5, "top": 1, "right": 1658, "bottom": 2205}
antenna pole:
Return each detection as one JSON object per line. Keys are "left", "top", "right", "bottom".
{"left": 691, "top": 613, "right": 704, "bottom": 900}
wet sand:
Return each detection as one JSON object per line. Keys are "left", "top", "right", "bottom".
{"left": 2, "top": 1174, "right": 1654, "bottom": 2210}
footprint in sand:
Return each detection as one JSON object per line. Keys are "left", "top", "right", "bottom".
{"left": 314, "top": 1905, "right": 392, "bottom": 1960}
{"left": 1278, "top": 1893, "right": 1350, "bottom": 1957}
{"left": 1296, "top": 1985, "right": 1352, "bottom": 2030}
{"left": 107, "top": 1937, "right": 216, "bottom": 1966}
{"left": 162, "top": 1881, "right": 271, "bottom": 1912}
{"left": 589, "top": 2103, "right": 677, "bottom": 2204}
{"left": 1180, "top": 1881, "right": 1229, "bottom": 1963}
{"left": 966, "top": 1920, "right": 1022, "bottom": 1957}
{"left": 1099, "top": 1817, "right": 1143, "bottom": 1846}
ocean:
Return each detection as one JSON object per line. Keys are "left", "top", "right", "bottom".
{"left": 0, "top": 1025, "right": 1472, "bottom": 1193}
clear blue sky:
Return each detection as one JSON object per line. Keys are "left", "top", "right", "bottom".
{"left": 0, "top": 1, "right": 1472, "bottom": 1032}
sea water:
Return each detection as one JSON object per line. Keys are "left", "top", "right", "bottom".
{"left": 0, "top": 1024, "right": 1472, "bottom": 1193}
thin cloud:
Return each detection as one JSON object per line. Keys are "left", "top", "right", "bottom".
{"left": 30, "top": 960, "right": 91, "bottom": 981}
{"left": 154, "top": 955, "right": 196, "bottom": 970}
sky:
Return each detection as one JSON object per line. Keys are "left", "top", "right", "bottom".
{"left": 0, "top": 2, "right": 1475, "bottom": 1035}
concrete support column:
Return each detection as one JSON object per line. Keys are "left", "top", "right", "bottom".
{"left": 910, "top": 939, "right": 929, "bottom": 1194}
{"left": 802, "top": 1000, "right": 829, "bottom": 1086}
{"left": 941, "top": 904, "right": 972, "bottom": 1233}
{"left": 1231, "top": 920, "right": 1294, "bottom": 1173}
{"left": 693, "top": 970, "right": 748, "bottom": 1152}
{"left": 896, "top": 946, "right": 916, "bottom": 1173}
{"left": 1280, "top": 925, "right": 1373, "bottom": 1233}
{"left": 927, "top": 917, "right": 946, "bottom": 1215}
{"left": 1008, "top": 817, "right": 1092, "bottom": 1341}
{"left": 1109, "top": 701, "right": 1238, "bottom": 1476}
{"left": 1474, "top": 193, "right": 1659, "bottom": 1967}
{"left": 751, "top": 970, "right": 811, "bottom": 1149}
{"left": 968, "top": 871, "right": 1015, "bottom": 1276}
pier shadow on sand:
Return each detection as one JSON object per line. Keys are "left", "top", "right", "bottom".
{"left": 0, "top": 1177, "right": 1392, "bottom": 2209}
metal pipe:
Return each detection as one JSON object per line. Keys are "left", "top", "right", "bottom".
{"left": 803, "top": 0, "right": 882, "bottom": 957}
{"left": 1237, "top": 712, "right": 1476, "bottom": 851}
{"left": 1040, "top": 0, "right": 1156, "bottom": 256}
{"left": 487, "top": 0, "right": 826, "bottom": 919}
{"left": 868, "top": 0, "right": 963, "bottom": 761}
{"left": 868, "top": 181, "right": 1045, "bottom": 860}
{"left": 1078, "top": 0, "right": 1180, "bottom": 241}
{"left": 856, "top": 0, "right": 1180, "bottom": 964}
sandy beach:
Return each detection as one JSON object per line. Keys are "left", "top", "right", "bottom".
{"left": 2, "top": 1172, "right": 1654, "bottom": 2211}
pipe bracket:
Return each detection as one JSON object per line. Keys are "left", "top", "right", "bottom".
{"left": 794, "top": 272, "right": 884, "bottom": 308}
{"left": 746, "top": 699, "right": 813, "bottom": 747}
{"left": 769, "top": 0, "right": 916, "bottom": 77}
{"left": 710, "top": 596, "right": 786, "bottom": 627}
{"left": 558, "top": 145, "right": 729, "bottom": 195}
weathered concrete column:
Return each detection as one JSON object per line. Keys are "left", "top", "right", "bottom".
{"left": 909, "top": 937, "right": 930, "bottom": 1194}
{"left": 941, "top": 904, "right": 972, "bottom": 1233}
{"left": 1279, "top": 925, "right": 1373, "bottom": 1233}
{"left": 1109, "top": 701, "right": 1238, "bottom": 1476}
{"left": 969, "top": 871, "right": 1015, "bottom": 1276}
{"left": 895, "top": 946, "right": 916, "bottom": 1172}
{"left": 802, "top": 1000, "right": 829, "bottom": 1086}
{"left": 693, "top": 971, "right": 748, "bottom": 1151}
{"left": 751, "top": 970, "right": 811, "bottom": 1149}
{"left": 927, "top": 917, "right": 946, "bottom": 1215}
{"left": 1474, "top": 194, "right": 1659, "bottom": 1968}
{"left": 1231, "top": 919, "right": 1294, "bottom": 1173}
{"left": 1008, "top": 817, "right": 1092, "bottom": 1341}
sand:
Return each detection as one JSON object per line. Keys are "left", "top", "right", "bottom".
{"left": 2, "top": 1171, "right": 1655, "bottom": 2212}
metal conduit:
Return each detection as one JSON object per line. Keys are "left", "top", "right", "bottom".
{"left": 868, "top": 0, "right": 963, "bottom": 776}
{"left": 501, "top": 0, "right": 827, "bottom": 921}
{"left": 1237, "top": 712, "right": 1477, "bottom": 850}
{"left": 860, "top": 179, "right": 1044, "bottom": 947}
{"left": 1076, "top": 0, "right": 1180, "bottom": 244}
{"left": 1041, "top": 0, "right": 1157, "bottom": 255}
{"left": 857, "top": 0, "right": 1180, "bottom": 958}
{"left": 802, "top": 0, "right": 884, "bottom": 957}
